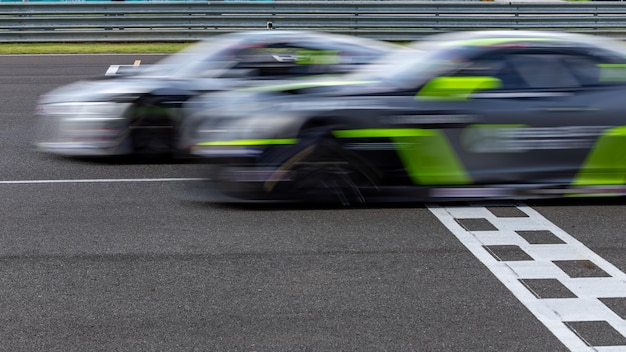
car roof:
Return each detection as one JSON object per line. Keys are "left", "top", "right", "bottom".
{"left": 197, "top": 30, "right": 398, "bottom": 51}
{"left": 411, "top": 30, "right": 626, "bottom": 54}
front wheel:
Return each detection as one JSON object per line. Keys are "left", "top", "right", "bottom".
{"left": 130, "top": 124, "right": 175, "bottom": 156}
{"left": 127, "top": 105, "right": 176, "bottom": 157}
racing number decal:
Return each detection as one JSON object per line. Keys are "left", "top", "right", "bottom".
{"left": 461, "top": 124, "right": 611, "bottom": 153}
{"left": 461, "top": 124, "right": 626, "bottom": 187}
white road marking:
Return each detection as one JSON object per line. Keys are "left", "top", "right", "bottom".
{"left": 0, "top": 178, "right": 206, "bottom": 184}
{"left": 428, "top": 202, "right": 626, "bottom": 352}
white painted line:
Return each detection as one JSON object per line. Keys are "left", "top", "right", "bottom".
{"left": 428, "top": 202, "right": 626, "bottom": 352}
{"left": 0, "top": 178, "right": 206, "bottom": 184}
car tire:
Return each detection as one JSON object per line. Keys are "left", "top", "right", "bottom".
{"left": 128, "top": 105, "right": 176, "bottom": 157}
{"left": 267, "top": 129, "right": 380, "bottom": 205}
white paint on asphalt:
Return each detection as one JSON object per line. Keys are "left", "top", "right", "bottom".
{"left": 0, "top": 178, "right": 206, "bottom": 184}
{"left": 428, "top": 202, "right": 626, "bottom": 352}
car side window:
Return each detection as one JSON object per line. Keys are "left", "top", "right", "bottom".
{"left": 230, "top": 45, "right": 287, "bottom": 77}
{"left": 508, "top": 54, "right": 583, "bottom": 89}
{"left": 448, "top": 57, "right": 529, "bottom": 90}
{"left": 450, "top": 49, "right": 610, "bottom": 91}
{"left": 230, "top": 42, "right": 344, "bottom": 78}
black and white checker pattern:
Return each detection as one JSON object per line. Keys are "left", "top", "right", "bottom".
{"left": 429, "top": 203, "right": 626, "bottom": 352}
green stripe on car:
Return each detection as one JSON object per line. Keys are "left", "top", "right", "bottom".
{"left": 416, "top": 76, "right": 501, "bottom": 101}
{"left": 196, "top": 139, "right": 299, "bottom": 146}
{"left": 573, "top": 126, "right": 626, "bottom": 186}
{"left": 598, "top": 64, "right": 626, "bottom": 82}
{"left": 334, "top": 128, "right": 471, "bottom": 185}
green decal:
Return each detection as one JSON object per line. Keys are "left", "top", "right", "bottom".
{"left": 416, "top": 76, "right": 501, "bottom": 101}
{"left": 197, "top": 139, "right": 298, "bottom": 146}
{"left": 598, "top": 64, "right": 626, "bottom": 82}
{"left": 333, "top": 128, "right": 434, "bottom": 139}
{"left": 296, "top": 50, "right": 340, "bottom": 65}
{"left": 333, "top": 128, "right": 471, "bottom": 185}
{"left": 573, "top": 126, "right": 626, "bottom": 186}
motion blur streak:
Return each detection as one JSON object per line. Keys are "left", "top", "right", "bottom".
{"left": 0, "top": 178, "right": 205, "bottom": 184}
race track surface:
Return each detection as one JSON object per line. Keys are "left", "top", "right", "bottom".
{"left": 1, "top": 54, "right": 624, "bottom": 352}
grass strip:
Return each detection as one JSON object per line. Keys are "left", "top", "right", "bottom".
{"left": 0, "top": 42, "right": 194, "bottom": 54}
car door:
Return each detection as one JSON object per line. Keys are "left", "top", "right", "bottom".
{"left": 419, "top": 47, "right": 626, "bottom": 187}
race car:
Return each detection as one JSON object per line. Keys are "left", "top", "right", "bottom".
{"left": 182, "top": 30, "right": 626, "bottom": 204}
{"left": 34, "top": 30, "right": 396, "bottom": 157}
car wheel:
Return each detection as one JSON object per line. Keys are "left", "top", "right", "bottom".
{"left": 131, "top": 125, "right": 175, "bottom": 155}
{"left": 267, "top": 131, "right": 380, "bottom": 205}
{"left": 128, "top": 105, "right": 176, "bottom": 156}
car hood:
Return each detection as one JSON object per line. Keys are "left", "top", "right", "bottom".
{"left": 37, "top": 75, "right": 226, "bottom": 105}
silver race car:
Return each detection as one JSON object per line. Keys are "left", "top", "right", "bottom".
{"left": 34, "top": 30, "right": 396, "bottom": 158}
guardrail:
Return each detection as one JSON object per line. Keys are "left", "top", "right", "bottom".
{"left": 2, "top": 1, "right": 626, "bottom": 43}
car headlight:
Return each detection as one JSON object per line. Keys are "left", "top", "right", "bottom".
{"left": 37, "top": 101, "right": 129, "bottom": 117}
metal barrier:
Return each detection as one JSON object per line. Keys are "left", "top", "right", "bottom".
{"left": 2, "top": 1, "right": 626, "bottom": 42}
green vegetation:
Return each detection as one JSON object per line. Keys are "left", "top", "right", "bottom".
{"left": 0, "top": 42, "right": 193, "bottom": 54}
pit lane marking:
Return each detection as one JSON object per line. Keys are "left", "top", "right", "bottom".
{"left": 429, "top": 202, "right": 626, "bottom": 352}
{"left": 0, "top": 178, "right": 206, "bottom": 184}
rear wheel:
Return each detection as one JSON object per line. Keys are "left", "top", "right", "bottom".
{"left": 267, "top": 131, "right": 380, "bottom": 205}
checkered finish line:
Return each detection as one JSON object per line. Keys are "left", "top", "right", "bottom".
{"left": 428, "top": 203, "right": 626, "bottom": 352}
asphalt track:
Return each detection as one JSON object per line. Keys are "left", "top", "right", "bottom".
{"left": 2, "top": 55, "right": 626, "bottom": 352}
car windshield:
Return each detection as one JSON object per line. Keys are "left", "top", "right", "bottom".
{"left": 140, "top": 34, "right": 248, "bottom": 78}
{"left": 347, "top": 40, "right": 467, "bottom": 89}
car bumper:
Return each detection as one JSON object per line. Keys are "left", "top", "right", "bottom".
{"left": 35, "top": 102, "right": 132, "bottom": 156}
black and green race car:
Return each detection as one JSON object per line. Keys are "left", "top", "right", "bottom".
{"left": 182, "top": 30, "right": 626, "bottom": 204}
